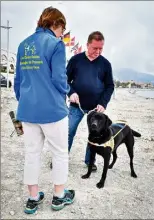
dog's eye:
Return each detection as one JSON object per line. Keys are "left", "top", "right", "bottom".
{"left": 91, "top": 116, "right": 95, "bottom": 121}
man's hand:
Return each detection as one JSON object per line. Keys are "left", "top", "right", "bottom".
{"left": 69, "top": 93, "right": 79, "bottom": 104}
{"left": 96, "top": 104, "right": 105, "bottom": 113}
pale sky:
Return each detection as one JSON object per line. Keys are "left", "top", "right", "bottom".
{"left": 1, "top": 1, "right": 154, "bottom": 74}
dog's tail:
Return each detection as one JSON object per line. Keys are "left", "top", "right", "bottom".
{"left": 132, "top": 129, "right": 141, "bottom": 137}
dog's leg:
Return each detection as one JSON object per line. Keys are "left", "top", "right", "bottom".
{"left": 125, "top": 137, "right": 137, "bottom": 178}
{"left": 96, "top": 147, "right": 111, "bottom": 188}
{"left": 81, "top": 147, "right": 96, "bottom": 179}
{"left": 108, "top": 150, "right": 117, "bottom": 169}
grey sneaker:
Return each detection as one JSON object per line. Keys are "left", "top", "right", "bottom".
{"left": 24, "top": 192, "right": 44, "bottom": 214}
{"left": 51, "top": 189, "right": 75, "bottom": 211}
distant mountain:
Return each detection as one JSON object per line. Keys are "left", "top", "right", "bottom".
{"left": 113, "top": 68, "right": 154, "bottom": 84}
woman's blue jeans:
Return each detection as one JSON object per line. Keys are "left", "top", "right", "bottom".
{"left": 68, "top": 105, "right": 95, "bottom": 164}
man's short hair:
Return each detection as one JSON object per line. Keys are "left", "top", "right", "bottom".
{"left": 88, "top": 31, "right": 104, "bottom": 43}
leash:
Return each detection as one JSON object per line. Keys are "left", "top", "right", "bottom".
{"left": 69, "top": 100, "right": 96, "bottom": 115}
{"left": 78, "top": 102, "right": 85, "bottom": 114}
{"left": 79, "top": 102, "right": 96, "bottom": 115}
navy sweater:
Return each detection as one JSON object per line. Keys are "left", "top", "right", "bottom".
{"left": 66, "top": 52, "right": 114, "bottom": 110}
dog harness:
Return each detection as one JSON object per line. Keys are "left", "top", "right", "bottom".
{"left": 88, "top": 138, "right": 115, "bottom": 151}
{"left": 88, "top": 120, "right": 128, "bottom": 151}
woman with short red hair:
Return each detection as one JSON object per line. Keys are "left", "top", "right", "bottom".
{"left": 14, "top": 6, "right": 75, "bottom": 214}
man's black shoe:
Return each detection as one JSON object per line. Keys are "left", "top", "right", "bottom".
{"left": 86, "top": 164, "right": 97, "bottom": 172}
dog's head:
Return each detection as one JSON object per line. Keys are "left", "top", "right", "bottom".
{"left": 87, "top": 110, "right": 112, "bottom": 135}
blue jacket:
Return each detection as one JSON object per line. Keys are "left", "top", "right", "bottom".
{"left": 14, "top": 27, "right": 70, "bottom": 123}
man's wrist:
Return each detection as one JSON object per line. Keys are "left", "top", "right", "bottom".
{"left": 98, "top": 103, "right": 106, "bottom": 109}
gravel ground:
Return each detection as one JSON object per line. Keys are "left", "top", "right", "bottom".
{"left": 1, "top": 88, "right": 154, "bottom": 219}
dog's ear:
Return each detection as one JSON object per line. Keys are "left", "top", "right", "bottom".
{"left": 87, "top": 111, "right": 96, "bottom": 126}
{"left": 105, "top": 114, "right": 112, "bottom": 128}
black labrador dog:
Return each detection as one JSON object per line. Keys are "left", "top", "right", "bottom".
{"left": 81, "top": 111, "right": 141, "bottom": 189}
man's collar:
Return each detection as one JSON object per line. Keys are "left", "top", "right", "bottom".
{"left": 85, "top": 51, "right": 100, "bottom": 61}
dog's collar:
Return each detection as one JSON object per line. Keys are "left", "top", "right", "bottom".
{"left": 88, "top": 138, "right": 114, "bottom": 151}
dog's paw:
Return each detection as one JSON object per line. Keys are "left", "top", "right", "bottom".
{"left": 108, "top": 164, "right": 113, "bottom": 169}
{"left": 81, "top": 174, "right": 90, "bottom": 179}
{"left": 131, "top": 172, "right": 137, "bottom": 178}
{"left": 50, "top": 162, "right": 53, "bottom": 169}
{"left": 96, "top": 181, "right": 104, "bottom": 189}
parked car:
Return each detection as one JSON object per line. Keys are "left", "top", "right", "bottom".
{"left": 0, "top": 74, "right": 12, "bottom": 88}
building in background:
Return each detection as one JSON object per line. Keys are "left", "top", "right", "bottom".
{"left": 0, "top": 49, "right": 16, "bottom": 73}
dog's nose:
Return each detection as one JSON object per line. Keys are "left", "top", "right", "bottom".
{"left": 91, "top": 123, "right": 97, "bottom": 129}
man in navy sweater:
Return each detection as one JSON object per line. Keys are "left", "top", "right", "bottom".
{"left": 67, "top": 31, "right": 114, "bottom": 171}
